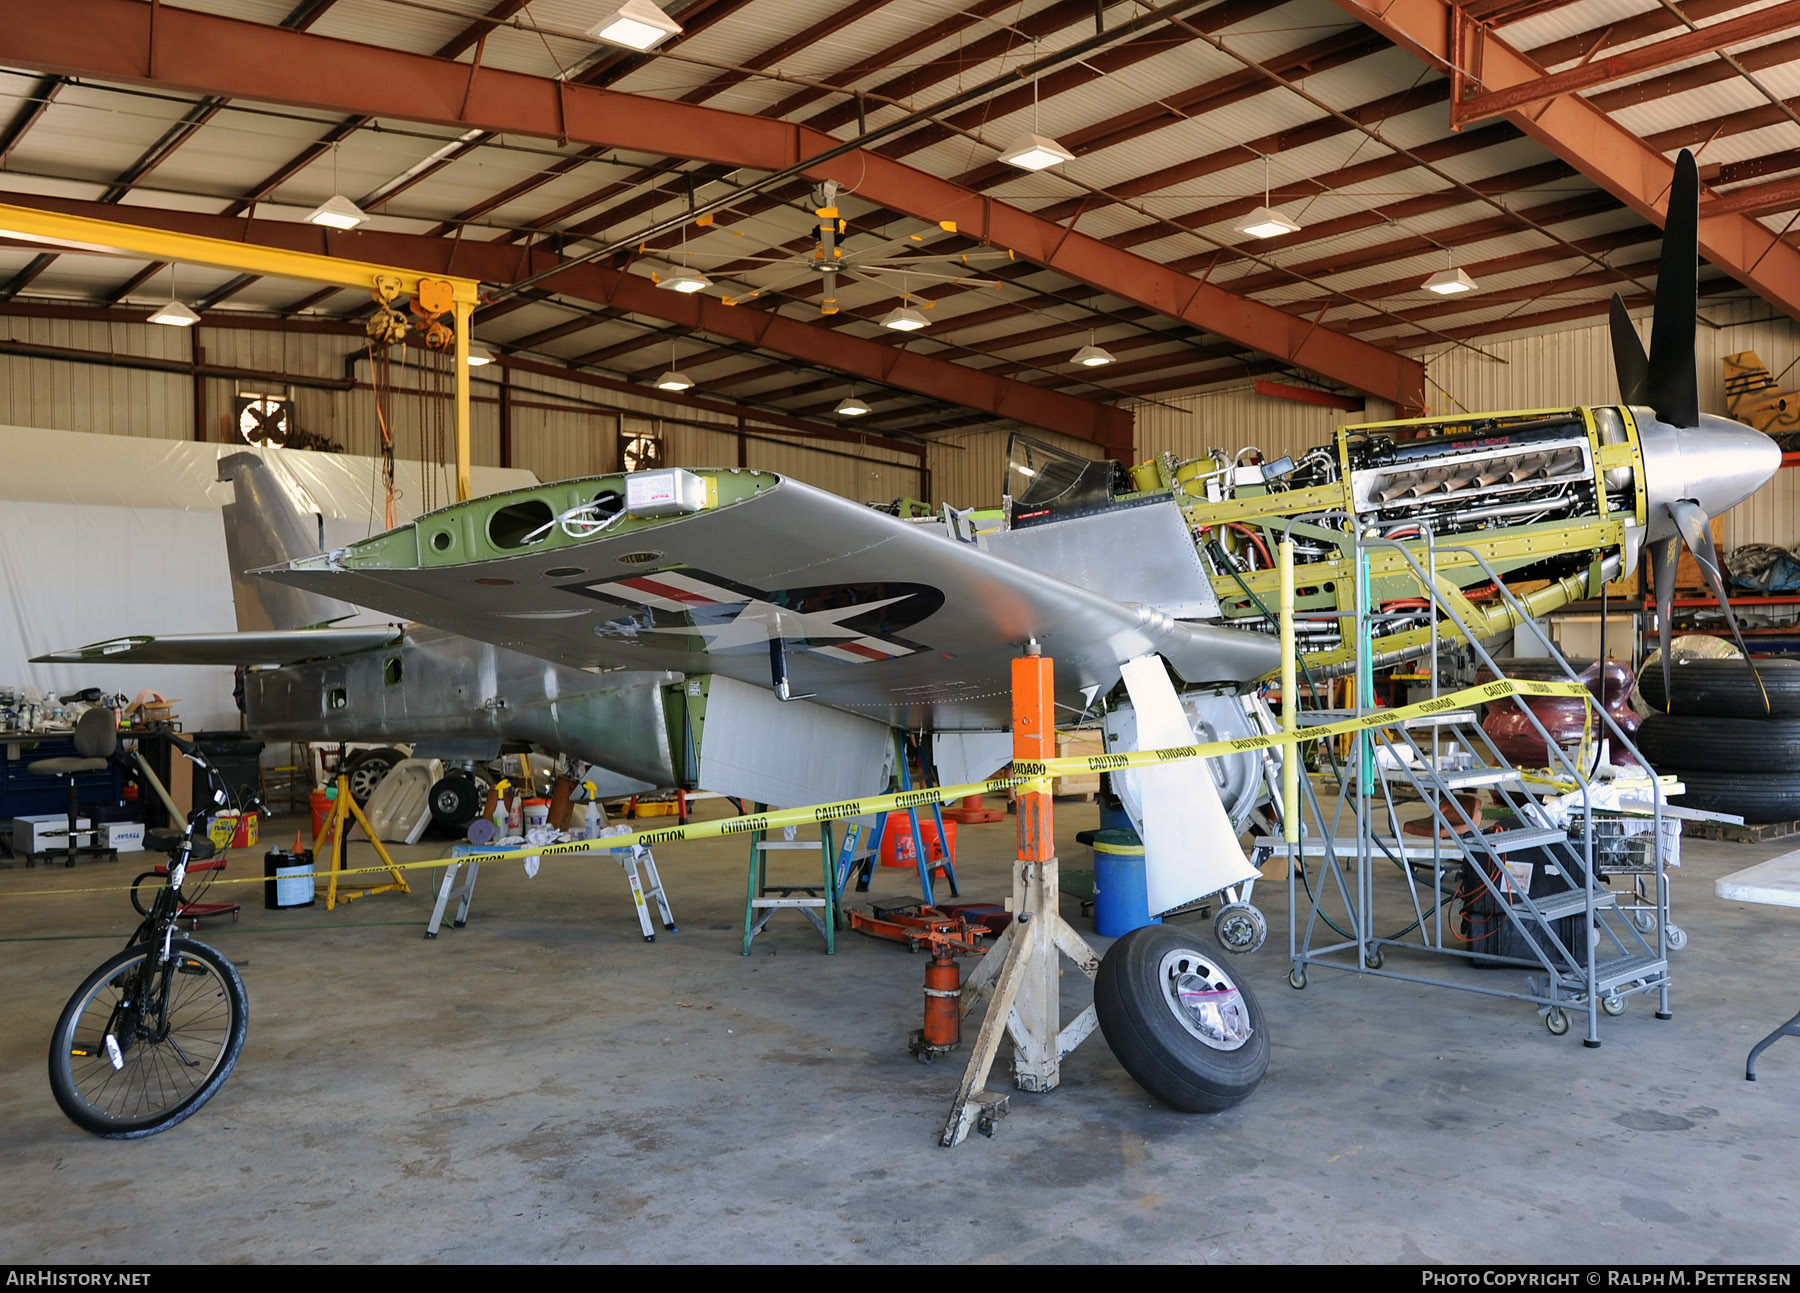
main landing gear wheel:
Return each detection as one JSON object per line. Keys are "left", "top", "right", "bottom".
{"left": 1213, "top": 902, "right": 1267, "bottom": 954}
{"left": 427, "top": 773, "right": 481, "bottom": 833}
{"left": 342, "top": 747, "right": 405, "bottom": 804}
{"left": 1093, "top": 924, "right": 1270, "bottom": 1113}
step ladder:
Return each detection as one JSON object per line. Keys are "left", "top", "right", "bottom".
{"left": 743, "top": 808, "right": 837, "bottom": 955}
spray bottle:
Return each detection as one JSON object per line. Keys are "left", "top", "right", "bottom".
{"left": 582, "top": 781, "right": 605, "bottom": 840}
{"left": 491, "top": 778, "right": 511, "bottom": 838}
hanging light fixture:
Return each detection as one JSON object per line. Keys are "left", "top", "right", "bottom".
{"left": 306, "top": 142, "right": 367, "bottom": 230}
{"left": 1236, "top": 155, "right": 1301, "bottom": 239}
{"left": 998, "top": 56, "right": 1074, "bottom": 172}
{"left": 880, "top": 305, "right": 928, "bottom": 332}
{"left": 1071, "top": 331, "right": 1114, "bottom": 367}
{"left": 999, "top": 133, "right": 1075, "bottom": 172}
{"left": 465, "top": 343, "right": 495, "bottom": 367}
{"left": 1422, "top": 250, "right": 1478, "bottom": 295}
{"left": 147, "top": 264, "right": 200, "bottom": 327}
{"left": 147, "top": 300, "right": 201, "bottom": 327}
{"left": 587, "top": 0, "right": 681, "bottom": 50}
{"left": 657, "top": 269, "right": 711, "bottom": 294}
{"left": 305, "top": 195, "right": 368, "bottom": 230}
{"left": 882, "top": 274, "right": 928, "bottom": 332}
{"left": 656, "top": 215, "right": 711, "bottom": 293}
{"left": 835, "top": 391, "right": 871, "bottom": 417}
{"left": 654, "top": 339, "right": 694, "bottom": 391}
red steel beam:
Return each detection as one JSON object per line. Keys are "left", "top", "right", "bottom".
{"left": 1331, "top": 0, "right": 1800, "bottom": 323}
{"left": 0, "top": 0, "right": 1425, "bottom": 415}
{"left": 0, "top": 193, "right": 1133, "bottom": 450}
{"left": 1706, "top": 177, "right": 1800, "bottom": 220}
{"left": 1454, "top": 0, "right": 1800, "bottom": 124}
{"left": 1253, "top": 379, "right": 1365, "bottom": 412}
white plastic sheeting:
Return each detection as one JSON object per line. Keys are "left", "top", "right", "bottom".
{"left": 0, "top": 424, "right": 537, "bottom": 731}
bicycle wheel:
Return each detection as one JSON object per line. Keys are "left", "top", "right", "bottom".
{"left": 48, "top": 937, "right": 247, "bottom": 1138}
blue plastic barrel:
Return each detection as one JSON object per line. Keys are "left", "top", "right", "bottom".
{"left": 1091, "top": 828, "right": 1160, "bottom": 937}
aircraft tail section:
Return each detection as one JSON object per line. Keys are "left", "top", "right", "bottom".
{"left": 1724, "top": 351, "right": 1800, "bottom": 439}
{"left": 218, "top": 452, "right": 358, "bottom": 632}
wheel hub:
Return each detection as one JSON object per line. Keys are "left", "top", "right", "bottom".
{"left": 1159, "top": 948, "right": 1253, "bottom": 1051}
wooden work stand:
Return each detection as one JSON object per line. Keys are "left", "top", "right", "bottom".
{"left": 940, "top": 647, "right": 1103, "bottom": 1146}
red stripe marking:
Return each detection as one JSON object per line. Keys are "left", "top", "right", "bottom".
{"left": 620, "top": 575, "right": 721, "bottom": 606}
{"left": 837, "top": 641, "right": 889, "bottom": 660}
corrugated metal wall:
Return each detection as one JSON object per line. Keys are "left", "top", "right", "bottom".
{"left": 8, "top": 303, "right": 1800, "bottom": 549}
{"left": 0, "top": 318, "right": 929, "bottom": 499}
{"left": 923, "top": 424, "right": 1099, "bottom": 510}
{"left": 0, "top": 316, "right": 194, "bottom": 439}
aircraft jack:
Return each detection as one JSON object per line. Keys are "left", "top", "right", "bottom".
{"left": 316, "top": 774, "right": 411, "bottom": 910}
{"left": 940, "top": 646, "right": 1103, "bottom": 1147}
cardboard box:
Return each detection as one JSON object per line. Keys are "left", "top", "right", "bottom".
{"left": 1055, "top": 733, "right": 1104, "bottom": 798}
{"left": 207, "top": 811, "right": 258, "bottom": 850}
{"left": 13, "top": 814, "right": 92, "bottom": 853}
{"left": 102, "top": 821, "right": 145, "bottom": 853}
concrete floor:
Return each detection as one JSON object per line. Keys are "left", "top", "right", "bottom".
{"left": 2, "top": 797, "right": 1798, "bottom": 1266}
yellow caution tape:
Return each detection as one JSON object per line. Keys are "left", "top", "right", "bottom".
{"left": 11, "top": 677, "right": 1596, "bottom": 893}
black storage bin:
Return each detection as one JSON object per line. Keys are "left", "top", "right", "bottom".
{"left": 190, "top": 732, "right": 265, "bottom": 810}
{"left": 1459, "top": 842, "right": 1591, "bottom": 969}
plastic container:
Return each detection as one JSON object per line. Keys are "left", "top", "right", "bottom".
{"left": 1091, "top": 828, "right": 1160, "bottom": 937}
{"left": 264, "top": 847, "right": 315, "bottom": 910}
{"left": 878, "top": 815, "right": 956, "bottom": 870}
{"left": 522, "top": 798, "right": 550, "bottom": 830}
{"left": 309, "top": 788, "right": 332, "bottom": 840}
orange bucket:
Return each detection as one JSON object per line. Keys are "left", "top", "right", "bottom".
{"left": 878, "top": 816, "right": 955, "bottom": 871}
{"left": 309, "top": 788, "right": 332, "bottom": 841}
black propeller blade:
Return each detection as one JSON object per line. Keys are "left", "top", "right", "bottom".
{"left": 1645, "top": 149, "right": 1700, "bottom": 429}
{"left": 1647, "top": 533, "right": 1681, "bottom": 704}
{"left": 1609, "top": 293, "right": 1649, "bottom": 406}
{"left": 1667, "top": 498, "right": 1767, "bottom": 706}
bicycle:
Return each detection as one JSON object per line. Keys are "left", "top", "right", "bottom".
{"left": 47, "top": 731, "right": 251, "bottom": 1138}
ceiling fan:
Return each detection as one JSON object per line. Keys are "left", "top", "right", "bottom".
{"left": 655, "top": 181, "right": 1019, "bottom": 317}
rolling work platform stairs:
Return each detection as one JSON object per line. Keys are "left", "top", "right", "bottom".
{"left": 1257, "top": 539, "right": 1675, "bottom": 1047}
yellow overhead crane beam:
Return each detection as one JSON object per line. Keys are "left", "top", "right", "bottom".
{"left": 0, "top": 202, "right": 484, "bottom": 502}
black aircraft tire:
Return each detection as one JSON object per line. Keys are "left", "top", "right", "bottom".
{"left": 1636, "top": 713, "right": 1800, "bottom": 774}
{"left": 1093, "top": 923, "right": 1269, "bottom": 1113}
{"left": 427, "top": 774, "right": 481, "bottom": 832}
{"left": 1660, "top": 769, "right": 1800, "bottom": 824}
{"left": 1639, "top": 658, "right": 1800, "bottom": 718}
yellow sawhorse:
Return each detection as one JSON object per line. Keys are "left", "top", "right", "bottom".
{"left": 316, "top": 775, "right": 410, "bottom": 910}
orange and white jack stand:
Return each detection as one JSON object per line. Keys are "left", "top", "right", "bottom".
{"left": 940, "top": 643, "right": 1103, "bottom": 1146}
{"left": 317, "top": 774, "right": 411, "bottom": 911}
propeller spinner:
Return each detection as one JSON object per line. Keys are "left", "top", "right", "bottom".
{"left": 1613, "top": 149, "right": 1780, "bottom": 708}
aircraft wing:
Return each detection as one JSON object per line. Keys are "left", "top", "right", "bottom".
{"left": 33, "top": 626, "right": 403, "bottom": 667}
{"left": 261, "top": 471, "right": 1279, "bottom": 730}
